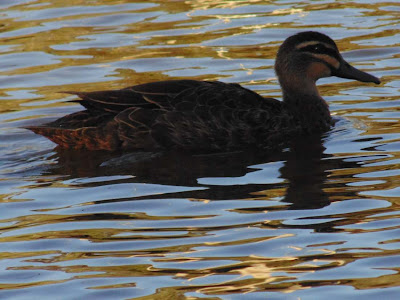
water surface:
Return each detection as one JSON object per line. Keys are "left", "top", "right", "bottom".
{"left": 1, "top": 0, "right": 400, "bottom": 299}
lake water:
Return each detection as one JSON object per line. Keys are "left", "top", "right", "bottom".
{"left": 1, "top": 0, "right": 400, "bottom": 299}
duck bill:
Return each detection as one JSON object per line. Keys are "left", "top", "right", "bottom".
{"left": 333, "top": 60, "right": 380, "bottom": 84}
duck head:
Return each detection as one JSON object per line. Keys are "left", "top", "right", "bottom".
{"left": 274, "top": 31, "right": 380, "bottom": 99}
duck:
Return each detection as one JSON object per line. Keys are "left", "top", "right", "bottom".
{"left": 27, "top": 31, "right": 380, "bottom": 152}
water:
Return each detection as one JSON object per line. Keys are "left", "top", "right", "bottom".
{"left": 1, "top": 0, "right": 399, "bottom": 299}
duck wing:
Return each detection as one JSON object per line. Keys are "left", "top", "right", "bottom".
{"left": 67, "top": 80, "right": 214, "bottom": 113}
{"left": 147, "top": 83, "right": 285, "bottom": 150}
{"left": 111, "top": 81, "right": 284, "bottom": 150}
{"left": 28, "top": 80, "right": 285, "bottom": 151}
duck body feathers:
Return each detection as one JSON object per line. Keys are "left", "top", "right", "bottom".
{"left": 29, "top": 79, "right": 325, "bottom": 151}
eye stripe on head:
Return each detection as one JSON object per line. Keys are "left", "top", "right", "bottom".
{"left": 295, "top": 40, "right": 336, "bottom": 51}
{"left": 296, "top": 40, "right": 341, "bottom": 68}
{"left": 311, "top": 53, "right": 340, "bottom": 70}
{"left": 298, "top": 43, "right": 339, "bottom": 57}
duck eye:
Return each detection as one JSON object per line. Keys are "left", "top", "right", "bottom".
{"left": 298, "top": 43, "right": 326, "bottom": 53}
{"left": 312, "top": 44, "right": 324, "bottom": 52}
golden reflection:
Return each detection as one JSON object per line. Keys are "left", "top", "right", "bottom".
{"left": 216, "top": 47, "right": 230, "bottom": 60}
{"left": 271, "top": 8, "right": 305, "bottom": 16}
{"left": 0, "top": 280, "right": 69, "bottom": 291}
{"left": 187, "top": 0, "right": 270, "bottom": 10}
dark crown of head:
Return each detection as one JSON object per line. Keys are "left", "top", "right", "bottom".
{"left": 280, "top": 31, "right": 338, "bottom": 51}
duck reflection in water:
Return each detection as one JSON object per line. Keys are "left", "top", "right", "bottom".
{"left": 45, "top": 131, "right": 361, "bottom": 212}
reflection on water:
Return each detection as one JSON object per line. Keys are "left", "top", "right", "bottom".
{"left": 0, "top": 0, "right": 400, "bottom": 299}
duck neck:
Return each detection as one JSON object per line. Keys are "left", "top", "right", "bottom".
{"left": 281, "top": 81, "right": 332, "bottom": 130}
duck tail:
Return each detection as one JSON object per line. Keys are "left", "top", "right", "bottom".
{"left": 25, "top": 124, "right": 121, "bottom": 151}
